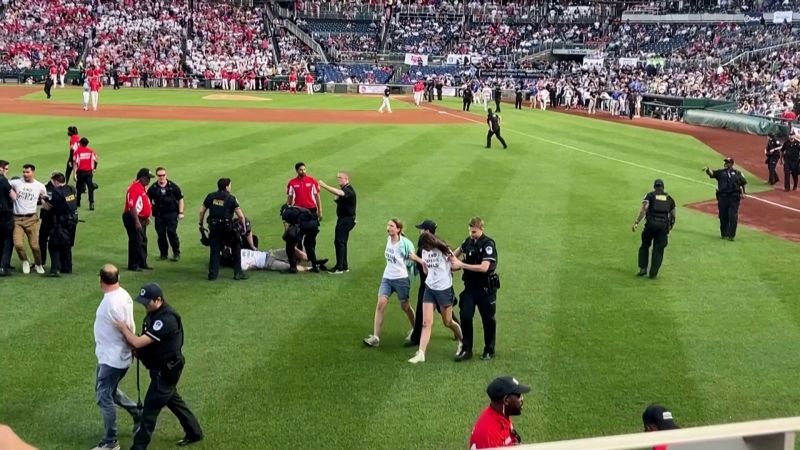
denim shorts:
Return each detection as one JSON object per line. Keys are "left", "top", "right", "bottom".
{"left": 423, "top": 286, "right": 455, "bottom": 308}
{"left": 378, "top": 277, "right": 410, "bottom": 301}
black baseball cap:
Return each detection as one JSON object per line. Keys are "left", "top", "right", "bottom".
{"left": 642, "top": 404, "right": 679, "bottom": 430}
{"left": 136, "top": 168, "right": 154, "bottom": 180}
{"left": 723, "top": 157, "right": 734, "bottom": 164}
{"left": 136, "top": 282, "right": 165, "bottom": 305}
{"left": 486, "top": 376, "right": 531, "bottom": 401}
{"left": 415, "top": 219, "right": 437, "bottom": 233}
{"left": 653, "top": 179, "right": 664, "bottom": 188}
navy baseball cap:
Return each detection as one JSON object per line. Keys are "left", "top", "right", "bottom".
{"left": 486, "top": 376, "right": 531, "bottom": 401}
{"left": 415, "top": 219, "right": 437, "bottom": 233}
{"left": 136, "top": 168, "right": 154, "bottom": 180}
{"left": 642, "top": 404, "right": 679, "bottom": 430}
{"left": 136, "top": 282, "right": 165, "bottom": 305}
{"left": 653, "top": 179, "right": 664, "bottom": 188}
{"left": 723, "top": 157, "right": 734, "bottom": 164}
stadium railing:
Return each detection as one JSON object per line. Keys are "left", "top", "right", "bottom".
{"left": 507, "top": 416, "right": 800, "bottom": 450}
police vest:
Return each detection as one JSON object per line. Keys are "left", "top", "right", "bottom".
{"left": 209, "top": 192, "right": 232, "bottom": 218}
{"left": 647, "top": 192, "right": 671, "bottom": 223}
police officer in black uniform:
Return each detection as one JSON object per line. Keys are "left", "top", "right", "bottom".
{"left": 39, "top": 177, "right": 55, "bottom": 266}
{"left": 493, "top": 84, "right": 502, "bottom": 112}
{"left": 632, "top": 179, "right": 676, "bottom": 279}
{"left": 44, "top": 75, "right": 54, "bottom": 99}
{"left": 514, "top": 85, "right": 523, "bottom": 110}
{"left": 486, "top": 108, "right": 508, "bottom": 149}
{"left": 198, "top": 178, "right": 248, "bottom": 280}
{"left": 0, "top": 160, "right": 15, "bottom": 276}
{"left": 463, "top": 85, "right": 473, "bottom": 112}
{"left": 704, "top": 158, "right": 747, "bottom": 241}
{"left": 42, "top": 173, "right": 78, "bottom": 277}
{"left": 425, "top": 78, "right": 435, "bottom": 102}
{"left": 451, "top": 217, "right": 499, "bottom": 362}
{"left": 280, "top": 204, "right": 324, "bottom": 273}
{"left": 781, "top": 131, "right": 800, "bottom": 191}
{"left": 147, "top": 167, "right": 184, "bottom": 261}
{"left": 114, "top": 283, "right": 203, "bottom": 450}
{"left": 765, "top": 134, "right": 782, "bottom": 185}
{"left": 319, "top": 172, "right": 356, "bottom": 273}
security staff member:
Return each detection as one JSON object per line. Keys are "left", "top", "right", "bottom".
{"left": 514, "top": 85, "right": 523, "bottom": 110}
{"left": 632, "top": 179, "right": 676, "bottom": 279}
{"left": 113, "top": 283, "right": 203, "bottom": 449}
{"left": 0, "top": 160, "right": 16, "bottom": 276}
{"left": 451, "top": 217, "right": 498, "bottom": 361}
{"left": 486, "top": 108, "right": 508, "bottom": 149}
{"left": 280, "top": 204, "right": 323, "bottom": 273}
{"left": 73, "top": 137, "right": 98, "bottom": 210}
{"left": 463, "top": 86, "right": 473, "bottom": 112}
{"left": 765, "top": 134, "right": 782, "bottom": 185}
{"left": 198, "top": 178, "right": 247, "bottom": 280}
{"left": 42, "top": 173, "right": 77, "bottom": 277}
{"left": 147, "top": 167, "right": 184, "bottom": 261}
{"left": 319, "top": 172, "right": 356, "bottom": 273}
{"left": 123, "top": 168, "right": 154, "bottom": 271}
{"left": 493, "top": 84, "right": 502, "bottom": 112}
{"left": 704, "top": 157, "right": 747, "bottom": 241}
{"left": 781, "top": 131, "right": 800, "bottom": 191}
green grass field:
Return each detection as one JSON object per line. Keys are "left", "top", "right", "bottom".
{"left": 2, "top": 89, "right": 800, "bottom": 450}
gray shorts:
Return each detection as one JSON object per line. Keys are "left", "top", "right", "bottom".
{"left": 266, "top": 249, "right": 291, "bottom": 271}
{"left": 423, "top": 286, "right": 455, "bottom": 308}
{"left": 378, "top": 277, "right": 410, "bottom": 302}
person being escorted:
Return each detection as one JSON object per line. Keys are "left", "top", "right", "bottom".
{"left": 451, "top": 217, "right": 499, "bottom": 361}
{"left": 123, "top": 169, "right": 155, "bottom": 271}
{"left": 379, "top": 86, "right": 392, "bottom": 114}
{"left": 147, "top": 168, "right": 184, "bottom": 262}
{"left": 781, "top": 130, "right": 800, "bottom": 191}
{"left": 0, "top": 161, "right": 16, "bottom": 276}
{"left": 486, "top": 108, "right": 508, "bottom": 150}
{"left": 765, "top": 134, "right": 782, "bottom": 185}
{"left": 632, "top": 179, "right": 676, "bottom": 279}
{"left": 113, "top": 283, "right": 204, "bottom": 450}
{"left": 319, "top": 171, "right": 356, "bottom": 274}
{"left": 73, "top": 137, "right": 98, "bottom": 210}
{"left": 41, "top": 173, "right": 78, "bottom": 277}
{"left": 468, "top": 376, "right": 530, "bottom": 449}
{"left": 704, "top": 158, "right": 747, "bottom": 241}
{"left": 10, "top": 164, "right": 47, "bottom": 275}
{"left": 91, "top": 264, "right": 141, "bottom": 450}
{"left": 199, "top": 178, "right": 248, "bottom": 280}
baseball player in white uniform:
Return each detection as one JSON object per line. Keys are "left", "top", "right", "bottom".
{"left": 481, "top": 85, "right": 492, "bottom": 111}
{"left": 82, "top": 80, "right": 90, "bottom": 111}
{"left": 379, "top": 86, "right": 392, "bottom": 113}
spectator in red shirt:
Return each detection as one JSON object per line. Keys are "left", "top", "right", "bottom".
{"left": 286, "top": 162, "right": 322, "bottom": 220}
{"left": 468, "top": 376, "right": 529, "bottom": 449}
{"left": 643, "top": 404, "right": 680, "bottom": 450}
{"left": 123, "top": 168, "right": 155, "bottom": 271}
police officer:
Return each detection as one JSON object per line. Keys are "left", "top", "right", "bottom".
{"left": 44, "top": 75, "right": 54, "bottom": 99}
{"left": 198, "top": 178, "right": 248, "bottom": 280}
{"left": 435, "top": 76, "right": 444, "bottom": 101}
{"left": 493, "top": 84, "right": 502, "bottom": 112}
{"left": 0, "top": 160, "right": 16, "bottom": 276}
{"left": 765, "top": 134, "right": 782, "bottom": 185}
{"left": 704, "top": 158, "right": 747, "bottom": 241}
{"left": 113, "top": 283, "right": 204, "bottom": 449}
{"left": 451, "top": 217, "right": 499, "bottom": 361}
{"left": 38, "top": 177, "right": 55, "bottom": 266}
{"left": 632, "top": 179, "right": 676, "bottom": 279}
{"left": 319, "top": 172, "right": 356, "bottom": 273}
{"left": 147, "top": 167, "right": 184, "bottom": 261}
{"left": 486, "top": 108, "right": 508, "bottom": 150}
{"left": 42, "top": 173, "right": 78, "bottom": 277}
{"left": 781, "top": 130, "right": 800, "bottom": 191}
{"left": 280, "top": 204, "right": 324, "bottom": 273}
{"left": 426, "top": 78, "right": 435, "bottom": 102}
{"left": 514, "top": 85, "right": 523, "bottom": 110}
{"left": 463, "top": 85, "right": 473, "bottom": 112}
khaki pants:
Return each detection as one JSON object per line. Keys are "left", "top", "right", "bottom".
{"left": 13, "top": 215, "right": 42, "bottom": 265}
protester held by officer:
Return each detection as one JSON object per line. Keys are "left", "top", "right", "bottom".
{"left": 704, "top": 158, "right": 747, "bottom": 241}
{"left": 319, "top": 171, "right": 356, "bottom": 274}
{"left": 198, "top": 177, "right": 248, "bottom": 280}
{"left": 147, "top": 167, "right": 184, "bottom": 262}
{"left": 468, "top": 376, "right": 529, "bottom": 449}
{"left": 632, "top": 179, "right": 676, "bottom": 280}
{"left": 113, "top": 283, "right": 203, "bottom": 449}
{"left": 41, "top": 172, "right": 78, "bottom": 276}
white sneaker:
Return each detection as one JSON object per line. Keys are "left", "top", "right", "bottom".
{"left": 408, "top": 350, "right": 425, "bottom": 364}
{"left": 455, "top": 341, "right": 463, "bottom": 356}
{"left": 35, "top": 264, "right": 45, "bottom": 274}
{"left": 22, "top": 261, "right": 30, "bottom": 274}
{"left": 363, "top": 335, "right": 380, "bottom": 347}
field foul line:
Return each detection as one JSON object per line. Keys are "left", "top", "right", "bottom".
{"left": 428, "top": 107, "right": 800, "bottom": 215}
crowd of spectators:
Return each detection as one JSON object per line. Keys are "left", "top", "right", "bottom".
{"left": 297, "top": 17, "right": 380, "bottom": 60}
{"left": 386, "top": 15, "right": 463, "bottom": 54}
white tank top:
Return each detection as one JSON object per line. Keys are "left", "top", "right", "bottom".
{"left": 382, "top": 237, "right": 408, "bottom": 280}
{"left": 422, "top": 248, "right": 452, "bottom": 291}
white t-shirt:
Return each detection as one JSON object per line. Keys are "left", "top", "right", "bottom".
{"left": 241, "top": 248, "right": 267, "bottom": 271}
{"left": 382, "top": 237, "right": 409, "bottom": 280}
{"left": 10, "top": 179, "right": 46, "bottom": 215}
{"left": 94, "top": 287, "right": 135, "bottom": 369}
{"left": 422, "top": 248, "right": 453, "bottom": 290}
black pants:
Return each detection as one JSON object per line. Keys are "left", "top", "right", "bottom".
{"left": 286, "top": 226, "right": 319, "bottom": 269}
{"left": 39, "top": 212, "right": 54, "bottom": 266}
{"left": 437, "top": 88, "right": 442, "bottom": 100}
{"left": 486, "top": 129, "right": 507, "bottom": 149}
{"left": 131, "top": 370, "right": 203, "bottom": 450}
{"left": 44, "top": 82, "right": 52, "bottom": 98}
{"left": 495, "top": 99, "right": 501, "bottom": 112}
{"left": 122, "top": 213, "right": 148, "bottom": 270}
{"left": 515, "top": 96, "right": 522, "bottom": 109}
{"left": 0, "top": 218, "right": 12, "bottom": 270}
{"left": 76, "top": 170, "right": 95, "bottom": 206}
{"left": 427, "top": 90, "right": 433, "bottom": 102}
{"left": 717, "top": 194, "right": 741, "bottom": 239}
{"left": 409, "top": 279, "right": 459, "bottom": 345}
{"left": 784, "top": 160, "right": 799, "bottom": 191}
{"left": 48, "top": 224, "right": 74, "bottom": 274}
{"left": 463, "top": 98, "right": 471, "bottom": 111}
{"left": 767, "top": 161, "right": 780, "bottom": 185}
{"left": 638, "top": 223, "right": 668, "bottom": 277}
{"left": 333, "top": 216, "right": 355, "bottom": 271}
{"left": 65, "top": 160, "right": 74, "bottom": 184}
{"left": 209, "top": 228, "right": 241, "bottom": 279}
{"left": 459, "top": 286, "right": 496, "bottom": 355}
{"left": 155, "top": 212, "right": 180, "bottom": 258}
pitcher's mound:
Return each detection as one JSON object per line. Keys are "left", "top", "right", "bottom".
{"left": 203, "top": 94, "right": 272, "bottom": 102}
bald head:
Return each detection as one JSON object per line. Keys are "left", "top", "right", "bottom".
{"left": 99, "top": 264, "right": 119, "bottom": 287}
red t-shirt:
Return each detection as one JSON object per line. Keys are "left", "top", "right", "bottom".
{"left": 289, "top": 72, "right": 297, "bottom": 82}
{"left": 69, "top": 134, "right": 80, "bottom": 152}
{"left": 125, "top": 181, "right": 152, "bottom": 219}
{"left": 469, "top": 406, "right": 520, "bottom": 449}
{"left": 73, "top": 145, "right": 97, "bottom": 171}
{"left": 287, "top": 175, "right": 319, "bottom": 210}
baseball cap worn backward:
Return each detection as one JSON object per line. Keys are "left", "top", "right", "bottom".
{"left": 136, "top": 282, "right": 165, "bottom": 305}
{"left": 136, "top": 168, "right": 154, "bottom": 180}
{"left": 486, "top": 376, "right": 531, "bottom": 400}
{"left": 643, "top": 405, "right": 678, "bottom": 430}
{"left": 415, "top": 219, "right": 437, "bottom": 232}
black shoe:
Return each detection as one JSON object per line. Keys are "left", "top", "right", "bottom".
{"left": 637, "top": 269, "right": 647, "bottom": 277}
{"left": 310, "top": 266, "right": 321, "bottom": 273}
{"left": 159, "top": 255, "right": 168, "bottom": 261}
{"left": 142, "top": 266, "right": 154, "bottom": 270}
{"left": 0, "top": 269, "right": 8, "bottom": 277}
{"left": 171, "top": 254, "right": 180, "bottom": 262}
{"left": 649, "top": 273, "right": 658, "bottom": 279}
{"left": 47, "top": 272, "right": 60, "bottom": 278}
{"left": 177, "top": 436, "right": 203, "bottom": 446}
{"left": 234, "top": 273, "right": 249, "bottom": 280}
{"left": 281, "top": 268, "right": 298, "bottom": 274}
{"left": 89, "top": 203, "right": 95, "bottom": 211}
{"left": 92, "top": 182, "right": 99, "bottom": 190}
{"left": 208, "top": 274, "right": 217, "bottom": 281}
{"left": 318, "top": 264, "right": 328, "bottom": 271}
{"left": 454, "top": 351, "right": 473, "bottom": 362}
{"left": 316, "top": 258, "right": 329, "bottom": 266}
{"left": 480, "top": 352, "right": 494, "bottom": 361}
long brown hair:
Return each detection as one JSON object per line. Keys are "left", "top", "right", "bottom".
{"left": 389, "top": 218, "right": 404, "bottom": 235}
{"left": 419, "top": 232, "right": 450, "bottom": 254}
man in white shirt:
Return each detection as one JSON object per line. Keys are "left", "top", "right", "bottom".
{"left": 10, "top": 164, "right": 47, "bottom": 274}
{"left": 92, "top": 264, "right": 140, "bottom": 450}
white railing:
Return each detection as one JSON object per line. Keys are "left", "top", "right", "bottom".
{"left": 509, "top": 417, "right": 800, "bottom": 450}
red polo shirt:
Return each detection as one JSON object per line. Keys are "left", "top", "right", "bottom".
{"left": 287, "top": 175, "right": 319, "bottom": 210}
{"left": 73, "top": 145, "right": 97, "bottom": 171}
{"left": 125, "top": 181, "right": 152, "bottom": 219}
{"left": 469, "top": 406, "right": 519, "bottom": 449}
